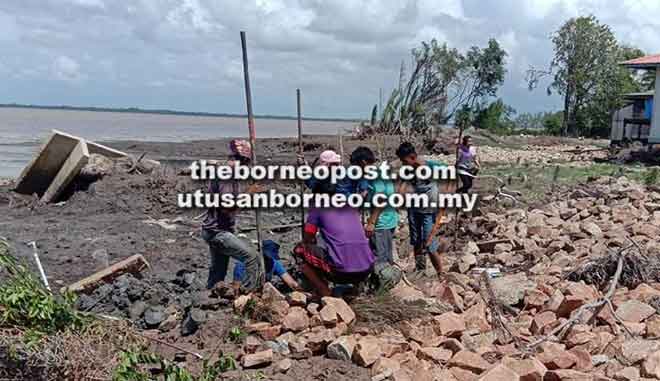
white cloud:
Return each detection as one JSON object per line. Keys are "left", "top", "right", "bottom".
{"left": 52, "top": 56, "right": 82, "bottom": 81}
{"left": 0, "top": 0, "right": 658, "bottom": 117}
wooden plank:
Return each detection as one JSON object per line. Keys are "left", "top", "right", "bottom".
{"left": 62, "top": 254, "right": 150, "bottom": 294}
{"left": 14, "top": 130, "right": 80, "bottom": 196}
{"left": 41, "top": 140, "right": 89, "bottom": 203}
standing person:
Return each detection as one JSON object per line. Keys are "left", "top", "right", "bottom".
{"left": 293, "top": 179, "right": 375, "bottom": 297}
{"left": 456, "top": 136, "right": 480, "bottom": 193}
{"left": 395, "top": 142, "right": 447, "bottom": 277}
{"left": 350, "top": 146, "right": 401, "bottom": 290}
{"left": 202, "top": 139, "right": 264, "bottom": 294}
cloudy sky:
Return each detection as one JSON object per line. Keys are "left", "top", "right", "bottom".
{"left": 1, "top": 0, "right": 658, "bottom": 119}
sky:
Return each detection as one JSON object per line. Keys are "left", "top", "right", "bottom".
{"left": 1, "top": 0, "right": 659, "bottom": 119}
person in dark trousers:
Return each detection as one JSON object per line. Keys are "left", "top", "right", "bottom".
{"left": 395, "top": 142, "right": 447, "bottom": 278}
{"left": 201, "top": 139, "right": 264, "bottom": 294}
{"left": 456, "top": 135, "right": 480, "bottom": 193}
{"left": 350, "top": 146, "right": 401, "bottom": 291}
{"left": 233, "top": 240, "right": 301, "bottom": 291}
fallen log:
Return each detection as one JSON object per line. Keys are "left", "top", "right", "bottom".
{"left": 61, "top": 254, "right": 150, "bottom": 294}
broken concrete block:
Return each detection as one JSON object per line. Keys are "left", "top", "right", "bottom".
{"left": 477, "top": 364, "right": 519, "bottom": 381}
{"left": 448, "top": 350, "right": 491, "bottom": 374}
{"left": 502, "top": 356, "right": 547, "bottom": 381}
{"left": 321, "top": 297, "right": 355, "bottom": 324}
{"left": 616, "top": 300, "right": 656, "bottom": 323}
{"left": 242, "top": 349, "right": 273, "bottom": 368}
{"left": 41, "top": 140, "right": 89, "bottom": 203}
{"left": 353, "top": 336, "right": 382, "bottom": 367}
{"left": 327, "top": 335, "right": 357, "bottom": 361}
{"left": 282, "top": 307, "right": 309, "bottom": 332}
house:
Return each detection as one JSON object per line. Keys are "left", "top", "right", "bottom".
{"left": 610, "top": 91, "right": 653, "bottom": 144}
{"left": 613, "top": 54, "right": 660, "bottom": 146}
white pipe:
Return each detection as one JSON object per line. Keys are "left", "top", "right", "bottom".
{"left": 28, "top": 241, "right": 50, "bottom": 291}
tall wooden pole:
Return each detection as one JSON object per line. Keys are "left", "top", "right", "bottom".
{"left": 240, "top": 31, "right": 262, "bottom": 252}
{"left": 297, "top": 89, "right": 305, "bottom": 239}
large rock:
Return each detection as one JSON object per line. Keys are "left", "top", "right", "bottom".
{"left": 434, "top": 312, "right": 467, "bottom": 338}
{"left": 544, "top": 369, "right": 593, "bottom": 381}
{"left": 477, "top": 364, "right": 519, "bottom": 381}
{"left": 242, "top": 349, "right": 273, "bottom": 368}
{"left": 537, "top": 342, "right": 577, "bottom": 370}
{"left": 262, "top": 282, "right": 285, "bottom": 301}
{"left": 327, "top": 335, "right": 357, "bottom": 361}
{"left": 643, "top": 350, "right": 660, "bottom": 378}
{"left": 288, "top": 291, "right": 307, "bottom": 306}
{"left": 449, "top": 350, "right": 492, "bottom": 374}
{"left": 321, "top": 297, "right": 356, "bottom": 324}
{"left": 502, "top": 357, "right": 547, "bottom": 381}
{"left": 353, "top": 336, "right": 382, "bottom": 367}
{"left": 282, "top": 307, "right": 310, "bottom": 332}
{"left": 319, "top": 304, "right": 338, "bottom": 326}
{"left": 621, "top": 339, "right": 660, "bottom": 364}
{"left": 616, "top": 300, "right": 655, "bottom": 323}
{"left": 491, "top": 274, "right": 536, "bottom": 307}
{"left": 531, "top": 311, "right": 556, "bottom": 335}
{"left": 418, "top": 347, "right": 453, "bottom": 364}
{"left": 144, "top": 306, "right": 166, "bottom": 328}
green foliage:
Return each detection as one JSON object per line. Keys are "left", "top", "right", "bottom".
{"left": 542, "top": 112, "right": 564, "bottom": 136}
{"left": 528, "top": 15, "right": 647, "bottom": 138}
{"left": 380, "top": 38, "right": 507, "bottom": 137}
{"left": 227, "top": 326, "right": 245, "bottom": 343}
{"left": 644, "top": 168, "right": 660, "bottom": 186}
{"left": 113, "top": 348, "right": 236, "bottom": 381}
{"left": 0, "top": 242, "right": 86, "bottom": 335}
{"left": 370, "top": 104, "right": 378, "bottom": 126}
{"left": 473, "top": 99, "right": 516, "bottom": 134}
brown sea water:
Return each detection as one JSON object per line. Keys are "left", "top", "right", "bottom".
{"left": 0, "top": 107, "right": 356, "bottom": 178}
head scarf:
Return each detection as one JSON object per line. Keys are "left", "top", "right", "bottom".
{"left": 319, "top": 150, "right": 341, "bottom": 166}
{"left": 229, "top": 139, "right": 252, "bottom": 160}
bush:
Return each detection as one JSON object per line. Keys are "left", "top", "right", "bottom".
{"left": 0, "top": 240, "right": 87, "bottom": 335}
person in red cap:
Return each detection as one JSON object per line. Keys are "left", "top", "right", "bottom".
{"left": 202, "top": 139, "right": 264, "bottom": 294}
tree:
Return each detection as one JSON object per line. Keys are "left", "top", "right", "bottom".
{"left": 527, "top": 16, "right": 644, "bottom": 137}
{"left": 473, "top": 99, "right": 516, "bottom": 134}
{"left": 380, "top": 38, "right": 507, "bottom": 137}
{"left": 543, "top": 111, "right": 564, "bottom": 136}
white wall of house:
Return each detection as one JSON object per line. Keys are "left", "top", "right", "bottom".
{"left": 651, "top": 69, "right": 660, "bottom": 144}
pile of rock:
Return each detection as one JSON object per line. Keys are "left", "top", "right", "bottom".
{"left": 428, "top": 144, "right": 606, "bottom": 167}
{"left": 233, "top": 176, "right": 660, "bottom": 380}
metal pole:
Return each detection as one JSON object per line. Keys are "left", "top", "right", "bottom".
{"left": 240, "top": 31, "right": 262, "bottom": 252}
{"left": 297, "top": 89, "right": 305, "bottom": 239}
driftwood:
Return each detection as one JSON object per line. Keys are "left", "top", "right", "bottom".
{"left": 62, "top": 254, "right": 150, "bottom": 294}
{"left": 526, "top": 243, "right": 637, "bottom": 351}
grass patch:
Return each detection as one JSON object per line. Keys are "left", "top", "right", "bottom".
{"left": 479, "top": 162, "right": 656, "bottom": 203}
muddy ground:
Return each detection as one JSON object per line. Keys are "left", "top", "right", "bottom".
{"left": 0, "top": 130, "right": 606, "bottom": 380}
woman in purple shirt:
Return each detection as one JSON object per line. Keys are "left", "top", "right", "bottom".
{"left": 293, "top": 179, "right": 375, "bottom": 297}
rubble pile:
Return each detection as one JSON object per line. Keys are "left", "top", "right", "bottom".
{"left": 215, "top": 176, "right": 660, "bottom": 380}
{"left": 428, "top": 144, "right": 607, "bottom": 167}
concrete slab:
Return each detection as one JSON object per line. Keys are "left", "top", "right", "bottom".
{"left": 14, "top": 129, "right": 160, "bottom": 201}
{"left": 14, "top": 130, "right": 80, "bottom": 196}
{"left": 41, "top": 140, "right": 89, "bottom": 203}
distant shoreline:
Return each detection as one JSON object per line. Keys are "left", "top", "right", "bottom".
{"left": 0, "top": 103, "right": 363, "bottom": 123}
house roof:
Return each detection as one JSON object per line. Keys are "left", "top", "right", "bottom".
{"left": 621, "top": 54, "right": 660, "bottom": 69}
{"left": 624, "top": 91, "right": 654, "bottom": 100}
